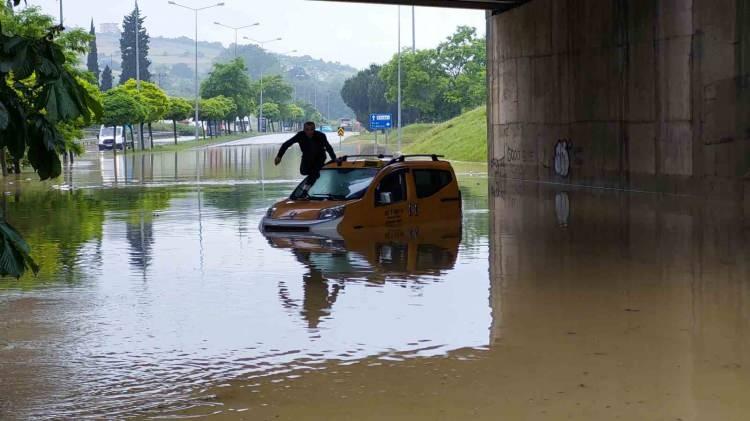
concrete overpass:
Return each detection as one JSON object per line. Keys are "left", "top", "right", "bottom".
{"left": 322, "top": 0, "right": 750, "bottom": 199}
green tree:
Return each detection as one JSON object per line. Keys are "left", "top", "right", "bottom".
{"left": 102, "top": 88, "right": 146, "bottom": 141}
{"left": 282, "top": 103, "right": 304, "bottom": 131}
{"left": 101, "top": 65, "right": 113, "bottom": 91}
{"left": 377, "top": 26, "right": 486, "bottom": 123}
{"left": 380, "top": 49, "right": 452, "bottom": 120}
{"left": 256, "top": 74, "right": 292, "bottom": 105}
{"left": 118, "top": 79, "right": 168, "bottom": 148}
{"left": 165, "top": 97, "right": 193, "bottom": 144}
{"left": 119, "top": 2, "right": 151, "bottom": 85}
{"left": 200, "top": 97, "right": 223, "bottom": 137}
{"left": 341, "top": 64, "right": 398, "bottom": 126}
{"left": 435, "top": 25, "right": 486, "bottom": 110}
{"left": 260, "top": 102, "right": 280, "bottom": 132}
{"left": 0, "top": 1, "right": 102, "bottom": 277}
{"left": 200, "top": 58, "right": 254, "bottom": 132}
{"left": 58, "top": 77, "right": 103, "bottom": 161}
{"left": 86, "top": 18, "right": 100, "bottom": 84}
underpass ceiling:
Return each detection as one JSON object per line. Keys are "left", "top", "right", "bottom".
{"left": 314, "top": 0, "right": 529, "bottom": 12}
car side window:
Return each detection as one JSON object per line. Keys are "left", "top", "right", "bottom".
{"left": 413, "top": 170, "right": 452, "bottom": 199}
{"left": 375, "top": 171, "right": 407, "bottom": 206}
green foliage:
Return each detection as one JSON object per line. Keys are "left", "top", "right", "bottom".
{"left": 200, "top": 95, "right": 236, "bottom": 121}
{"left": 118, "top": 79, "right": 168, "bottom": 122}
{"left": 165, "top": 96, "right": 192, "bottom": 121}
{"left": 87, "top": 19, "right": 100, "bottom": 83}
{"left": 256, "top": 74, "right": 292, "bottom": 105}
{"left": 261, "top": 102, "right": 280, "bottom": 122}
{"left": 0, "top": 220, "right": 39, "bottom": 278}
{"left": 284, "top": 103, "right": 304, "bottom": 123}
{"left": 404, "top": 106, "right": 487, "bottom": 162}
{"left": 119, "top": 3, "right": 151, "bottom": 84}
{"left": 200, "top": 58, "right": 254, "bottom": 118}
{"left": 343, "top": 26, "right": 485, "bottom": 124}
{"left": 0, "top": 23, "right": 102, "bottom": 178}
{"left": 0, "top": 2, "right": 103, "bottom": 277}
{"left": 101, "top": 65, "right": 113, "bottom": 91}
{"left": 102, "top": 88, "right": 146, "bottom": 127}
{"left": 0, "top": 4, "right": 92, "bottom": 67}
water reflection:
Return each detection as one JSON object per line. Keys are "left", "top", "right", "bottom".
{"left": 268, "top": 221, "right": 462, "bottom": 330}
{"left": 0, "top": 146, "right": 490, "bottom": 419}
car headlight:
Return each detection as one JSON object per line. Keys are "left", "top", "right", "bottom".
{"left": 265, "top": 207, "right": 277, "bottom": 218}
{"left": 318, "top": 205, "right": 345, "bottom": 220}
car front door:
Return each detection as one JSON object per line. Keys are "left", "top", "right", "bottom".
{"left": 372, "top": 169, "right": 410, "bottom": 228}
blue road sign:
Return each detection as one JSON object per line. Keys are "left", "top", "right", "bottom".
{"left": 369, "top": 113, "right": 392, "bottom": 131}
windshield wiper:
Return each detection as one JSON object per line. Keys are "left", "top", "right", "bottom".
{"left": 309, "top": 193, "right": 346, "bottom": 200}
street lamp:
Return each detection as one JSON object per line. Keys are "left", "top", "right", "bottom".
{"left": 244, "top": 36, "right": 282, "bottom": 133}
{"left": 168, "top": 1, "right": 225, "bottom": 141}
{"left": 214, "top": 21, "right": 260, "bottom": 57}
{"left": 397, "top": 6, "right": 402, "bottom": 154}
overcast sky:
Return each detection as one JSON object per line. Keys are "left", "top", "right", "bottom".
{"left": 25, "top": 0, "right": 486, "bottom": 69}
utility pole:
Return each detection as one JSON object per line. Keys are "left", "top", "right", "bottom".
{"left": 59, "top": 0, "right": 63, "bottom": 27}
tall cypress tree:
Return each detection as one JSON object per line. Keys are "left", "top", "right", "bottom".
{"left": 87, "top": 19, "right": 100, "bottom": 84}
{"left": 101, "top": 65, "right": 113, "bottom": 91}
{"left": 119, "top": 2, "right": 151, "bottom": 85}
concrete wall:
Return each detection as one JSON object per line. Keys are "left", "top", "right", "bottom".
{"left": 487, "top": 0, "right": 750, "bottom": 197}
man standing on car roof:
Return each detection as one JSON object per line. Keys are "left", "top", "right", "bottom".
{"left": 274, "top": 121, "right": 337, "bottom": 195}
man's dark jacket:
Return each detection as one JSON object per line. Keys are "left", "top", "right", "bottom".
{"left": 277, "top": 130, "right": 337, "bottom": 176}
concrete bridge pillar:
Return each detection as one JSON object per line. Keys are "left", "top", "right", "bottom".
{"left": 487, "top": 0, "right": 750, "bottom": 200}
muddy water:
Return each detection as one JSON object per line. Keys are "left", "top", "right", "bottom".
{"left": 0, "top": 144, "right": 489, "bottom": 419}
{"left": 1, "top": 144, "right": 749, "bottom": 420}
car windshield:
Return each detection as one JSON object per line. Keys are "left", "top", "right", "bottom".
{"left": 100, "top": 127, "right": 122, "bottom": 137}
{"left": 293, "top": 168, "right": 379, "bottom": 201}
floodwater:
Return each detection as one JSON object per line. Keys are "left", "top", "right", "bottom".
{"left": 1, "top": 142, "right": 749, "bottom": 420}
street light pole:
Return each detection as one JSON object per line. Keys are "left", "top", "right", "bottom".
{"left": 214, "top": 22, "right": 260, "bottom": 58}
{"left": 412, "top": 6, "right": 416, "bottom": 52}
{"left": 59, "top": 0, "right": 63, "bottom": 27}
{"left": 169, "top": 1, "right": 225, "bottom": 141}
{"left": 135, "top": 3, "right": 140, "bottom": 89}
{"left": 397, "top": 6, "right": 402, "bottom": 154}
{"left": 244, "top": 37, "right": 282, "bottom": 133}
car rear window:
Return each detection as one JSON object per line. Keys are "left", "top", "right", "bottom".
{"left": 413, "top": 170, "right": 452, "bottom": 199}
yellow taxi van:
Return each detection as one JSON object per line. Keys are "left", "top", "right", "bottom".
{"left": 259, "top": 154, "right": 462, "bottom": 238}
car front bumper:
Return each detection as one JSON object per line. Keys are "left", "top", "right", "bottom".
{"left": 258, "top": 216, "right": 343, "bottom": 239}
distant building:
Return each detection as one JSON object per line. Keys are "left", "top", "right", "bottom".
{"left": 99, "top": 23, "right": 120, "bottom": 34}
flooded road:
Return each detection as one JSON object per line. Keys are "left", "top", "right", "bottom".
{"left": 1, "top": 142, "right": 749, "bottom": 420}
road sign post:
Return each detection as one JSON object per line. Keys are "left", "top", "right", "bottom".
{"left": 337, "top": 127, "right": 344, "bottom": 151}
{"left": 369, "top": 114, "right": 392, "bottom": 155}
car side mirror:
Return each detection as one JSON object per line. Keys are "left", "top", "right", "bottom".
{"left": 379, "top": 192, "right": 393, "bottom": 204}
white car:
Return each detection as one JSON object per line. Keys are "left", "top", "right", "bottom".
{"left": 97, "top": 125, "right": 127, "bottom": 151}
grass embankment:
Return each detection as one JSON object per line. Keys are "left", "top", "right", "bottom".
{"left": 347, "top": 106, "right": 487, "bottom": 162}
{"left": 404, "top": 106, "right": 487, "bottom": 162}
{"left": 345, "top": 123, "right": 437, "bottom": 146}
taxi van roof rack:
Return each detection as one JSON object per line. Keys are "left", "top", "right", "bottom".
{"left": 338, "top": 154, "right": 394, "bottom": 161}
{"left": 331, "top": 154, "right": 394, "bottom": 167}
{"left": 389, "top": 154, "right": 445, "bottom": 164}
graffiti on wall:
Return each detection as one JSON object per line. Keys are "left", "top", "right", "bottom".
{"left": 554, "top": 139, "right": 571, "bottom": 177}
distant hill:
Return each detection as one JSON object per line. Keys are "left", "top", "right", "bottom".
{"left": 92, "top": 32, "right": 357, "bottom": 119}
